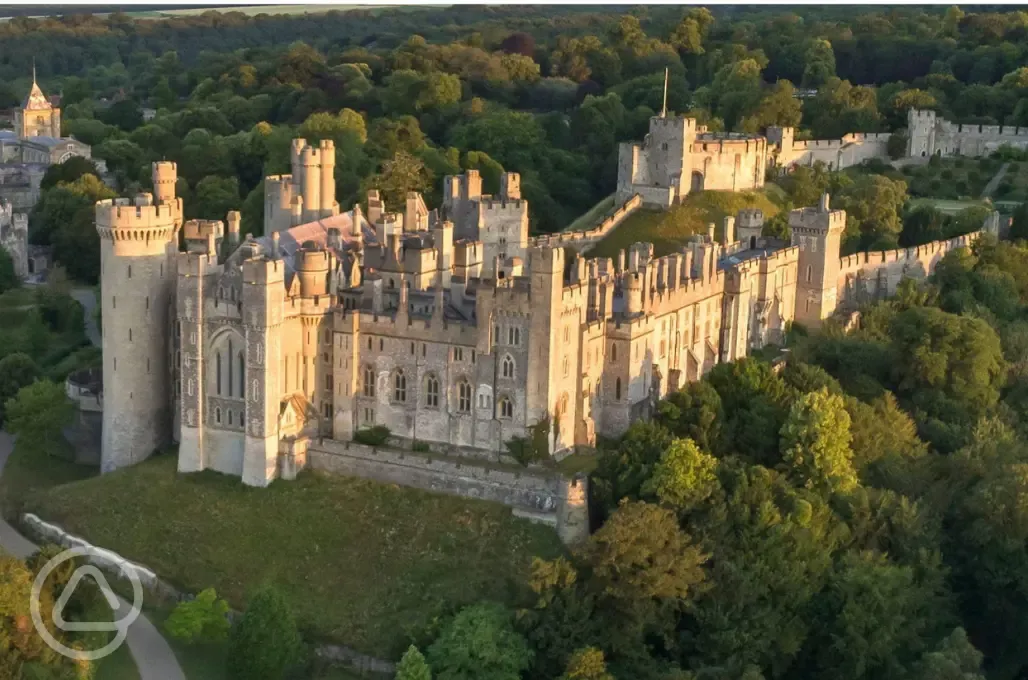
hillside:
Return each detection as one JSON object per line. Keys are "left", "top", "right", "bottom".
{"left": 26, "top": 454, "right": 564, "bottom": 658}
{"left": 587, "top": 187, "right": 786, "bottom": 259}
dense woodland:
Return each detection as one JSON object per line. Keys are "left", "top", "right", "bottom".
{"left": 6, "top": 5, "right": 1028, "bottom": 680}
{"left": 10, "top": 4, "right": 1028, "bottom": 284}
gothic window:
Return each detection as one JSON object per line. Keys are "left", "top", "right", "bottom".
{"left": 362, "top": 365, "right": 375, "bottom": 398}
{"left": 215, "top": 407, "right": 222, "bottom": 424}
{"left": 216, "top": 352, "right": 223, "bottom": 395}
{"left": 806, "top": 265, "right": 812, "bottom": 283}
{"left": 615, "top": 378, "right": 622, "bottom": 401}
{"left": 367, "top": 337, "right": 372, "bottom": 350}
{"left": 611, "top": 343, "right": 617, "bottom": 362}
{"left": 508, "top": 326, "right": 521, "bottom": 345}
{"left": 563, "top": 356, "right": 570, "bottom": 377}
{"left": 393, "top": 370, "right": 407, "bottom": 403}
{"left": 425, "top": 374, "right": 439, "bottom": 408}
{"left": 453, "top": 347, "right": 463, "bottom": 361}
{"left": 499, "top": 397, "right": 513, "bottom": 419}
{"left": 502, "top": 355, "right": 515, "bottom": 379}
{"left": 237, "top": 352, "right": 244, "bottom": 397}
{"left": 251, "top": 379, "right": 259, "bottom": 402}
{"left": 457, "top": 380, "right": 472, "bottom": 413}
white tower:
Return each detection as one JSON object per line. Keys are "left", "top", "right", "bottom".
{"left": 95, "top": 162, "right": 182, "bottom": 472}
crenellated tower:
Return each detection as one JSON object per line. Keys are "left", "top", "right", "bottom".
{"left": 95, "top": 161, "right": 183, "bottom": 472}
{"left": 790, "top": 192, "right": 844, "bottom": 329}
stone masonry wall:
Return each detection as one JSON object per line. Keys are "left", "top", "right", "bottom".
{"left": 310, "top": 439, "right": 565, "bottom": 513}
{"left": 530, "top": 194, "right": 643, "bottom": 253}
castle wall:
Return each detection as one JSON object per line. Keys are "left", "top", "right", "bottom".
{"left": 778, "top": 133, "right": 891, "bottom": 170}
{"left": 689, "top": 138, "right": 767, "bottom": 192}
{"left": 837, "top": 230, "right": 983, "bottom": 307}
{"left": 907, "top": 109, "right": 1028, "bottom": 159}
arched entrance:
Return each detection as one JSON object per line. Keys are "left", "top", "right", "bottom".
{"left": 690, "top": 171, "right": 704, "bottom": 192}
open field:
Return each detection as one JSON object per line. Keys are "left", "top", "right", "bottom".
{"left": 26, "top": 454, "right": 564, "bottom": 659}
{"left": 908, "top": 197, "right": 991, "bottom": 215}
{"left": 587, "top": 187, "right": 785, "bottom": 259}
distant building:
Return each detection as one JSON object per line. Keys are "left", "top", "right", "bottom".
{"left": 0, "top": 72, "right": 96, "bottom": 211}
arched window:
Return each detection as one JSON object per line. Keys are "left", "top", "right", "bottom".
{"left": 393, "top": 370, "right": 407, "bottom": 403}
{"left": 228, "top": 410, "right": 233, "bottom": 425}
{"left": 215, "top": 407, "right": 222, "bottom": 424}
{"left": 615, "top": 378, "right": 622, "bottom": 401}
{"left": 499, "top": 397, "right": 513, "bottom": 419}
{"left": 237, "top": 352, "right": 245, "bottom": 398}
{"left": 457, "top": 380, "right": 472, "bottom": 413}
{"left": 227, "top": 340, "right": 234, "bottom": 397}
{"left": 806, "top": 265, "right": 812, "bottom": 283}
{"left": 611, "top": 343, "right": 617, "bottom": 362}
{"left": 362, "top": 365, "right": 376, "bottom": 398}
{"left": 563, "top": 356, "right": 570, "bottom": 377}
{"left": 216, "top": 352, "right": 223, "bottom": 395}
{"left": 425, "top": 374, "right": 439, "bottom": 408}
{"left": 502, "top": 354, "right": 515, "bottom": 379}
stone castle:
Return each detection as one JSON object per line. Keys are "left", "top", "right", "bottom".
{"left": 907, "top": 108, "right": 1028, "bottom": 158}
{"left": 93, "top": 111, "right": 999, "bottom": 503}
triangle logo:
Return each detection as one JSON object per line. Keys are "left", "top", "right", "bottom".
{"left": 52, "top": 565, "right": 120, "bottom": 632}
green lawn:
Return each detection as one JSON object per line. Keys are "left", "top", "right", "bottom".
{"left": 907, "top": 197, "right": 990, "bottom": 215}
{"left": 26, "top": 455, "right": 564, "bottom": 659}
{"left": 563, "top": 194, "right": 615, "bottom": 232}
{"left": 0, "top": 439, "right": 95, "bottom": 520}
{"left": 95, "top": 641, "right": 141, "bottom": 680}
{"left": 588, "top": 187, "right": 784, "bottom": 259}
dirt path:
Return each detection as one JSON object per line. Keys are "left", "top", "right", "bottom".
{"left": 981, "top": 162, "right": 1011, "bottom": 199}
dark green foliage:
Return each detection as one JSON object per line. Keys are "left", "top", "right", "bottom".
{"left": 505, "top": 416, "right": 550, "bottom": 466}
{"left": 227, "top": 584, "right": 304, "bottom": 680}
{"left": 426, "top": 602, "right": 532, "bottom": 680}
{"left": 0, "top": 352, "right": 39, "bottom": 424}
{"left": 353, "top": 425, "right": 391, "bottom": 446}
{"left": 0, "top": 249, "right": 16, "bottom": 296}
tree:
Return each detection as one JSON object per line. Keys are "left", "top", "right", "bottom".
{"left": 4, "top": 380, "right": 73, "bottom": 451}
{"left": 1011, "top": 201, "right": 1028, "bottom": 242}
{"left": 0, "top": 353, "right": 39, "bottom": 424}
{"left": 363, "top": 151, "right": 432, "bottom": 213}
{"left": 40, "top": 156, "right": 100, "bottom": 192}
{"left": 739, "top": 79, "right": 803, "bottom": 133}
{"left": 912, "top": 628, "right": 986, "bottom": 680}
{"left": 670, "top": 7, "right": 714, "bottom": 56}
{"left": 34, "top": 174, "right": 117, "bottom": 284}
{"left": 500, "top": 32, "right": 535, "bottom": 58}
{"left": 300, "top": 108, "right": 367, "bottom": 145}
{"left": 426, "top": 602, "right": 532, "bottom": 680}
{"left": 802, "top": 39, "right": 836, "bottom": 88}
{"left": 592, "top": 421, "right": 674, "bottom": 519}
{"left": 191, "top": 175, "right": 240, "bottom": 221}
{"left": 836, "top": 174, "right": 908, "bottom": 251}
{"left": 578, "top": 501, "right": 708, "bottom": 658}
{"left": 226, "top": 585, "right": 303, "bottom": 680}
{"left": 780, "top": 388, "right": 857, "bottom": 493}
{"left": 396, "top": 645, "right": 432, "bottom": 680}
{"left": 560, "top": 647, "right": 614, "bottom": 680}
{"left": 165, "top": 587, "right": 230, "bottom": 644}
{"left": 642, "top": 438, "right": 719, "bottom": 511}
{"left": 887, "top": 131, "right": 908, "bottom": 160}
{"left": 0, "top": 248, "right": 16, "bottom": 295}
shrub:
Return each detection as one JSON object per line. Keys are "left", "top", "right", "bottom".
{"left": 165, "top": 587, "right": 230, "bottom": 644}
{"left": 505, "top": 416, "right": 550, "bottom": 466}
{"left": 354, "top": 425, "right": 391, "bottom": 446}
{"left": 412, "top": 440, "right": 431, "bottom": 452}
{"left": 227, "top": 585, "right": 304, "bottom": 680}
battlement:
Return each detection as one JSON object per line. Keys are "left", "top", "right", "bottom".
{"left": 296, "top": 244, "right": 331, "bottom": 272}
{"left": 183, "top": 219, "right": 223, "bottom": 240}
{"left": 479, "top": 197, "right": 527, "bottom": 212}
{"left": 529, "top": 244, "right": 564, "bottom": 274}
{"left": 242, "top": 256, "right": 286, "bottom": 285}
{"left": 95, "top": 198, "right": 182, "bottom": 232}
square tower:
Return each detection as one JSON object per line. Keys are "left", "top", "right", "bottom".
{"left": 790, "top": 193, "right": 845, "bottom": 329}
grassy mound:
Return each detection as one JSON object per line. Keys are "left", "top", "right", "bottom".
{"left": 588, "top": 187, "right": 784, "bottom": 259}
{"left": 25, "top": 455, "right": 564, "bottom": 658}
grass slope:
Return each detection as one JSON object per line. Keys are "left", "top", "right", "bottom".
{"left": 26, "top": 455, "right": 564, "bottom": 659}
{"left": 0, "top": 439, "right": 95, "bottom": 520}
{"left": 563, "top": 194, "right": 615, "bottom": 232}
{"left": 588, "top": 187, "right": 784, "bottom": 259}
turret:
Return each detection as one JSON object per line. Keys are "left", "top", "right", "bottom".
{"left": 95, "top": 162, "right": 183, "bottom": 474}
{"left": 301, "top": 145, "right": 321, "bottom": 223}
{"left": 319, "top": 139, "right": 338, "bottom": 218}
{"left": 226, "top": 210, "right": 241, "bottom": 249}
{"left": 790, "top": 192, "right": 845, "bottom": 328}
